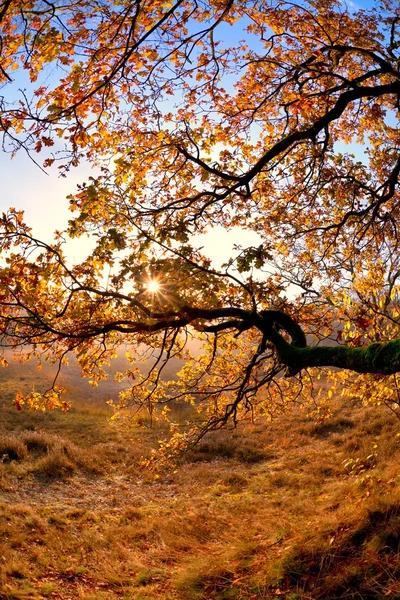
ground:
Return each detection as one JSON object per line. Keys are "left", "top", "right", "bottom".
{"left": 1, "top": 382, "right": 400, "bottom": 599}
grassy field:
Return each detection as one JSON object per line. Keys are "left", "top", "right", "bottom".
{"left": 1, "top": 366, "right": 400, "bottom": 599}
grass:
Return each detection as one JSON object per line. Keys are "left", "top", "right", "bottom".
{"left": 1, "top": 379, "right": 400, "bottom": 598}
{"left": 0, "top": 429, "right": 106, "bottom": 484}
{"left": 0, "top": 435, "right": 28, "bottom": 462}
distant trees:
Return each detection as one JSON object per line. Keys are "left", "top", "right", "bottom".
{"left": 1, "top": 0, "right": 400, "bottom": 450}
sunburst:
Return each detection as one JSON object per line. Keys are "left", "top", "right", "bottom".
{"left": 146, "top": 278, "right": 161, "bottom": 294}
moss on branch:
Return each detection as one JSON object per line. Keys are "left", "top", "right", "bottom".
{"left": 256, "top": 309, "right": 400, "bottom": 375}
{"left": 278, "top": 337, "right": 400, "bottom": 375}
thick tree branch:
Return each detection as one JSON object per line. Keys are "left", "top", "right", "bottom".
{"left": 275, "top": 338, "right": 400, "bottom": 376}
{"left": 241, "top": 82, "right": 400, "bottom": 185}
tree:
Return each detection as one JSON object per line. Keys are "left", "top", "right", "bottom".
{"left": 1, "top": 0, "right": 400, "bottom": 453}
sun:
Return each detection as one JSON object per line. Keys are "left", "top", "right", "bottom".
{"left": 146, "top": 279, "right": 161, "bottom": 294}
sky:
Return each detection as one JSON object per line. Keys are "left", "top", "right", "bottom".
{"left": 0, "top": 146, "right": 261, "bottom": 269}
{"left": 0, "top": 147, "right": 99, "bottom": 262}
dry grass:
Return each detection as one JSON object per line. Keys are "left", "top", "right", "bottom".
{"left": 1, "top": 391, "right": 400, "bottom": 598}
{"left": 0, "top": 428, "right": 106, "bottom": 483}
{"left": 0, "top": 435, "right": 28, "bottom": 462}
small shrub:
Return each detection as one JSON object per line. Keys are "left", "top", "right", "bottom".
{"left": 185, "top": 435, "right": 237, "bottom": 463}
{"left": 224, "top": 473, "right": 248, "bottom": 490}
{"left": 31, "top": 436, "right": 103, "bottom": 478}
{"left": 236, "top": 446, "right": 267, "bottom": 464}
{"left": 302, "top": 417, "right": 355, "bottom": 438}
{"left": 120, "top": 507, "right": 143, "bottom": 522}
{"left": 20, "top": 431, "right": 54, "bottom": 455}
{"left": 0, "top": 436, "right": 28, "bottom": 461}
{"left": 33, "top": 447, "right": 76, "bottom": 479}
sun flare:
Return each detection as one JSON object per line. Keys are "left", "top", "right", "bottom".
{"left": 146, "top": 279, "right": 161, "bottom": 293}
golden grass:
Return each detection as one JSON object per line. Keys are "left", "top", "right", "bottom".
{"left": 0, "top": 392, "right": 400, "bottom": 598}
{"left": 0, "top": 435, "right": 28, "bottom": 461}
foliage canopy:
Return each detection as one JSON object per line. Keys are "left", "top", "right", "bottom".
{"left": 1, "top": 0, "right": 400, "bottom": 451}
